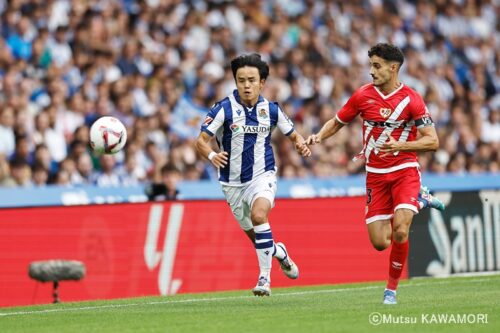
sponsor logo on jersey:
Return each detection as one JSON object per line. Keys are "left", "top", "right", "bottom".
{"left": 365, "top": 119, "right": 405, "bottom": 128}
{"left": 231, "top": 124, "right": 272, "bottom": 134}
{"left": 230, "top": 124, "right": 240, "bottom": 132}
{"left": 258, "top": 109, "right": 268, "bottom": 118}
{"left": 379, "top": 108, "right": 392, "bottom": 118}
{"left": 203, "top": 116, "right": 213, "bottom": 126}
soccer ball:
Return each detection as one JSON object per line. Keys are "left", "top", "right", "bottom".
{"left": 89, "top": 116, "right": 127, "bottom": 154}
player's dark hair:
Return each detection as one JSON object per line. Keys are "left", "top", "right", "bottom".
{"left": 368, "top": 43, "right": 404, "bottom": 67}
{"left": 230, "top": 53, "right": 269, "bottom": 81}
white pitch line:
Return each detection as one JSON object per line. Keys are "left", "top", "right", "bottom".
{"left": 0, "top": 276, "right": 497, "bottom": 317}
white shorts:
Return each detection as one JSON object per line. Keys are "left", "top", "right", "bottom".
{"left": 221, "top": 171, "right": 278, "bottom": 231}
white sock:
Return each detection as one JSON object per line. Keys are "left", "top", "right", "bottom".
{"left": 273, "top": 242, "right": 287, "bottom": 261}
{"left": 254, "top": 223, "right": 274, "bottom": 280}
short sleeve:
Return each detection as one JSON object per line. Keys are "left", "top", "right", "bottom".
{"left": 336, "top": 89, "right": 361, "bottom": 124}
{"left": 411, "top": 93, "right": 434, "bottom": 128}
{"left": 276, "top": 104, "right": 294, "bottom": 136}
{"left": 201, "top": 103, "right": 225, "bottom": 136}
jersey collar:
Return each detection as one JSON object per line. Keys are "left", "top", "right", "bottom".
{"left": 372, "top": 83, "right": 405, "bottom": 100}
{"left": 233, "top": 89, "right": 264, "bottom": 109}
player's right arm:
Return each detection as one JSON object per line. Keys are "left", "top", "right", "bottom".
{"left": 195, "top": 132, "right": 228, "bottom": 168}
{"left": 306, "top": 90, "right": 360, "bottom": 145}
{"left": 195, "top": 103, "right": 228, "bottom": 168}
{"left": 306, "top": 117, "right": 345, "bottom": 145}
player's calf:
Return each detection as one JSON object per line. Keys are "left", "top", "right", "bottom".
{"left": 367, "top": 221, "right": 392, "bottom": 251}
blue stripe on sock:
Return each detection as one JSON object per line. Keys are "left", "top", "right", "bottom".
{"left": 255, "top": 232, "right": 273, "bottom": 240}
{"left": 255, "top": 240, "right": 274, "bottom": 249}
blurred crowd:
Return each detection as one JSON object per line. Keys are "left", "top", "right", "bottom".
{"left": 0, "top": 0, "right": 498, "bottom": 189}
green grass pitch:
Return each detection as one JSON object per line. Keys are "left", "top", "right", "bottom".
{"left": 1, "top": 275, "right": 499, "bottom": 333}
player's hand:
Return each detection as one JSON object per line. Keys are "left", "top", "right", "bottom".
{"left": 306, "top": 134, "right": 322, "bottom": 145}
{"left": 379, "top": 135, "right": 401, "bottom": 155}
{"left": 295, "top": 141, "right": 312, "bottom": 157}
{"left": 211, "top": 151, "right": 228, "bottom": 168}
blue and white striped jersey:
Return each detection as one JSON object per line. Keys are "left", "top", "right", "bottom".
{"left": 201, "top": 90, "right": 295, "bottom": 186}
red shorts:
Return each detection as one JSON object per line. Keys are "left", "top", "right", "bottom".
{"left": 365, "top": 167, "right": 421, "bottom": 224}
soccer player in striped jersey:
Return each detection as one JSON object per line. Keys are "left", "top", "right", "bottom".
{"left": 195, "top": 53, "right": 311, "bottom": 296}
{"left": 306, "top": 43, "right": 445, "bottom": 305}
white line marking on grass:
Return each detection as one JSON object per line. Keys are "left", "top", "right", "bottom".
{"left": 0, "top": 276, "right": 498, "bottom": 317}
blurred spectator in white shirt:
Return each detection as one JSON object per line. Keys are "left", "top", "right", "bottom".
{"left": 32, "top": 110, "right": 67, "bottom": 162}
{"left": 481, "top": 110, "right": 500, "bottom": 143}
{"left": 0, "top": 107, "right": 16, "bottom": 157}
{"left": 47, "top": 25, "right": 72, "bottom": 67}
{"left": 93, "top": 154, "right": 121, "bottom": 187}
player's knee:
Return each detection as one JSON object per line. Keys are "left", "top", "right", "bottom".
{"left": 393, "top": 229, "right": 408, "bottom": 243}
{"left": 251, "top": 210, "right": 267, "bottom": 225}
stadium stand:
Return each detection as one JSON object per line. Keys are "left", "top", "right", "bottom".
{"left": 0, "top": 0, "right": 498, "bottom": 188}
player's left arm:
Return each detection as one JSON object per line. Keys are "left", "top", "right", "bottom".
{"left": 288, "top": 130, "right": 312, "bottom": 157}
{"left": 380, "top": 97, "right": 439, "bottom": 154}
{"left": 379, "top": 125, "right": 439, "bottom": 153}
{"left": 275, "top": 103, "right": 311, "bottom": 157}
{"left": 380, "top": 93, "right": 439, "bottom": 153}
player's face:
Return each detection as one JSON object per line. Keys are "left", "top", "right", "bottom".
{"left": 235, "top": 66, "right": 264, "bottom": 107}
{"left": 369, "top": 56, "right": 397, "bottom": 87}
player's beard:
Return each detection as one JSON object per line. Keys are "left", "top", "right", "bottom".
{"left": 372, "top": 75, "right": 384, "bottom": 87}
{"left": 372, "top": 75, "right": 390, "bottom": 88}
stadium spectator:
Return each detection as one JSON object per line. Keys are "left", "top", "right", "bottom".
{"left": 33, "top": 110, "right": 67, "bottom": 163}
{"left": 92, "top": 154, "right": 121, "bottom": 187}
{"left": 9, "top": 158, "right": 32, "bottom": 187}
{"left": 145, "top": 163, "right": 181, "bottom": 201}
{"left": 0, "top": 154, "right": 16, "bottom": 187}
{"left": 10, "top": 135, "right": 32, "bottom": 165}
{"left": 0, "top": 0, "right": 497, "bottom": 189}
{"left": 481, "top": 109, "right": 500, "bottom": 143}
{"left": 0, "top": 107, "right": 16, "bottom": 156}
{"left": 47, "top": 25, "right": 72, "bottom": 68}
{"left": 32, "top": 163, "right": 49, "bottom": 186}
{"left": 53, "top": 168, "right": 71, "bottom": 186}
{"left": 6, "top": 15, "right": 35, "bottom": 61}
{"left": 75, "top": 152, "right": 95, "bottom": 184}
{"left": 116, "top": 153, "right": 146, "bottom": 186}
{"left": 32, "top": 143, "right": 57, "bottom": 175}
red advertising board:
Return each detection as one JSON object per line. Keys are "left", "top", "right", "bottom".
{"left": 0, "top": 198, "right": 399, "bottom": 307}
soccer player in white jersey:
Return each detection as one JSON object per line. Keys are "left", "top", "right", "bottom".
{"left": 195, "top": 53, "right": 311, "bottom": 296}
{"left": 305, "top": 43, "right": 444, "bottom": 305}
